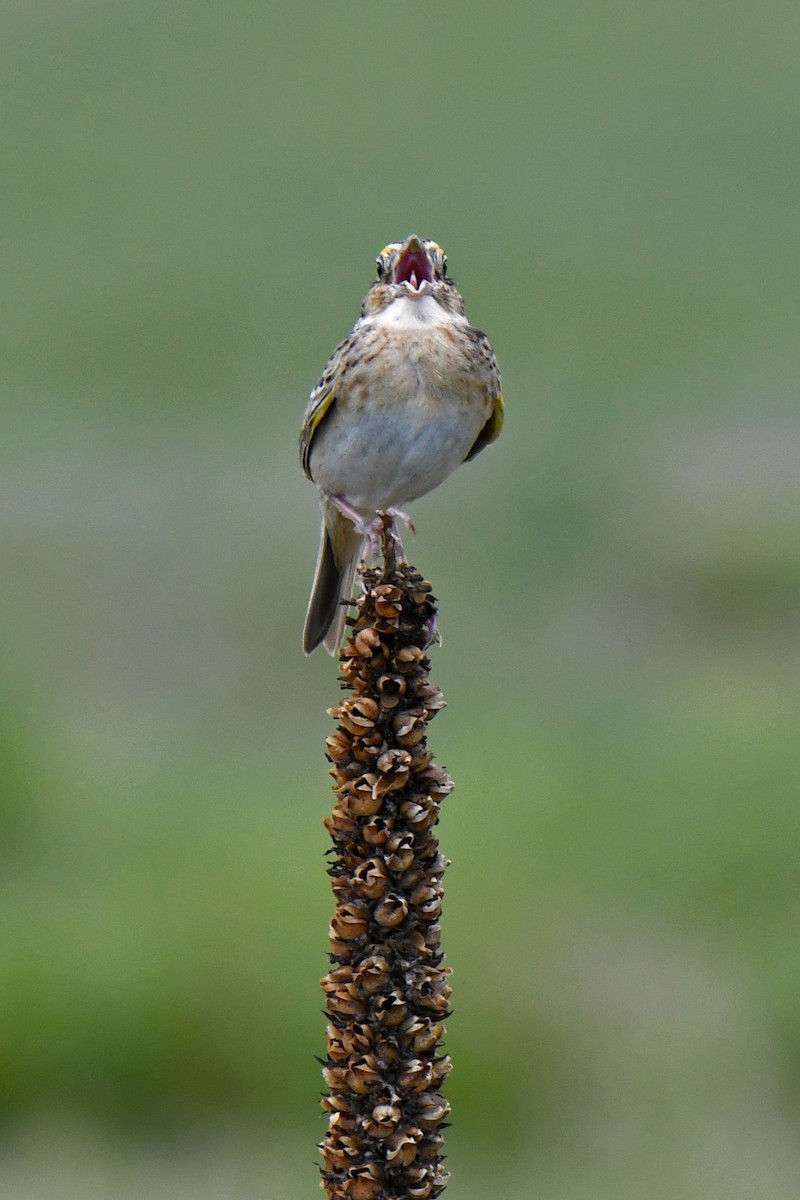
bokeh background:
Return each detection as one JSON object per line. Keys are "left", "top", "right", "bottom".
{"left": 2, "top": 2, "right": 799, "bottom": 1196}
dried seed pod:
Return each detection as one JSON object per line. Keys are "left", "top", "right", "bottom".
{"left": 333, "top": 696, "right": 380, "bottom": 734}
{"left": 373, "top": 894, "right": 409, "bottom": 928}
{"left": 344, "top": 1053, "right": 381, "bottom": 1094}
{"left": 341, "top": 1162, "right": 384, "bottom": 1199}
{"left": 377, "top": 673, "right": 407, "bottom": 707}
{"left": 344, "top": 625, "right": 382, "bottom": 658}
{"left": 330, "top": 902, "right": 370, "bottom": 941}
{"left": 341, "top": 1023, "right": 373, "bottom": 1055}
{"left": 373, "top": 987, "right": 409, "bottom": 1026}
{"left": 362, "top": 1102, "right": 402, "bottom": 1139}
{"left": 391, "top": 644, "right": 425, "bottom": 673}
{"left": 416, "top": 1093, "right": 451, "bottom": 1128}
{"left": 393, "top": 710, "right": 427, "bottom": 747}
{"left": 386, "top": 1128, "right": 421, "bottom": 1166}
{"left": 353, "top": 955, "right": 392, "bottom": 994}
{"left": 362, "top": 816, "right": 392, "bottom": 846}
{"left": 326, "top": 728, "right": 354, "bottom": 760}
{"left": 351, "top": 858, "right": 389, "bottom": 900}
{"left": 340, "top": 776, "right": 384, "bottom": 818}
{"left": 409, "top": 1019, "right": 445, "bottom": 1056}
{"left": 385, "top": 840, "right": 416, "bottom": 874}
{"left": 397, "top": 1058, "right": 434, "bottom": 1092}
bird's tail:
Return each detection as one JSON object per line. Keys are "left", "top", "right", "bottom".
{"left": 303, "top": 499, "right": 364, "bottom": 655}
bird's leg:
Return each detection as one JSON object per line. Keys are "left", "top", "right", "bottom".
{"left": 385, "top": 506, "right": 416, "bottom": 563}
{"left": 328, "top": 495, "right": 382, "bottom": 559}
{"left": 387, "top": 506, "right": 416, "bottom": 536}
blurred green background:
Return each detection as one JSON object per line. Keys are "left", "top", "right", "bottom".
{"left": 2, "top": 2, "right": 799, "bottom": 1196}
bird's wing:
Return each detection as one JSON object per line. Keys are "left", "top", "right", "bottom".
{"left": 299, "top": 332, "right": 355, "bottom": 480}
{"left": 464, "top": 329, "right": 504, "bottom": 462}
{"left": 465, "top": 391, "right": 505, "bottom": 462}
{"left": 299, "top": 386, "right": 336, "bottom": 479}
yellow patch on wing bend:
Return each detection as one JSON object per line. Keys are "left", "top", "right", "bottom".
{"left": 300, "top": 390, "right": 336, "bottom": 478}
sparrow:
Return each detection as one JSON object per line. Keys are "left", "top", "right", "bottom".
{"left": 300, "top": 235, "right": 503, "bottom": 654}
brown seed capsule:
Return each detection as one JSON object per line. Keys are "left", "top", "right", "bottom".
{"left": 330, "top": 902, "right": 370, "bottom": 941}
{"left": 384, "top": 833, "right": 415, "bottom": 873}
{"left": 341, "top": 776, "right": 384, "bottom": 817}
{"left": 342, "top": 1162, "right": 384, "bottom": 1200}
{"left": 375, "top": 746, "right": 412, "bottom": 781}
{"left": 352, "top": 857, "right": 389, "bottom": 900}
{"left": 392, "top": 644, "right": 425, "bottom": 673}
{"left": 362, "top": 816, "right": 392, "bottom": 845}
{"left": 373, "top": 987, "right": 408, "bottom": 1026}
{"left": 326, "top": 728, "right": 354, "bottom": 761}
{"left": 420, "top": 765, "right": 453, "bottom": 798}
{"left": 374, "top": 1036, "right": 401, "bottom": 1064}
{"left": 393, "top": 712, "right": 426, "bottom": 747}
{"left": 429, "top": 1055, "right": 453, "bottom": 1086}
{"left": 418, "top": 895, "right": 443, "bottom": 922}
{"left": 353, "top": 955, "right": 392, "bottom": 995}
{"left": 400, "top": 798, "right": 438, "bottom": 834}
{"left": 373, "top": 894, "right": 408, "bottom": 928}
{"left": 410, "top": 1020, "right": 444, "bottom": 1055}
{"left": 341, "top": 1023, "right": 373, "bottom": 1055}
{"left": 344, "top": 1054, "right": 381, "bottom": 1094}
{"left": 334, "top": 1132, "right": 362, "bottom": 1164}
{"left": 322, "top": 1142, "right": 350, "bottom": 1172}
{"left": 397, "top": 1059, "right": 434, "bottom": 1092}
{"left": 408, "top": 745, "right": 433, "bottom": 772}
{"left": 335, "top": 696, "right": 380, "bottom": 735}
{"left": 409, "top": 883, "right": 437, "bottom": 907}
{"left": 386, "top": 1128, "right": 420, "bottom": 1166}
{"left": 344, "top": 625, "right": 382, "bottom": 658}
{"left": 362, "top": 1102, "right": 401, "bottom": 1138}
{"left": 323, "top": 982, "right": 367, "bottom": 1020}
{"left": 326, "top": 1024, "right": 348, "bottom": 1061}
{"left": 324, "top": 806, "right": 359, "bottom": 837}
{"left": 376, "top": 673, "right": 407, "bottom": 709}
{"left": 322, "top": 1063, "right": 347, "bottom": 1091}
{"left": 325, "top": 965, "right": 354, "bottom": 985}
{"left": 415, "top": 1093, "right": 451, "bottom": 1128}
{"left": 374, "top": 584, "right": 404, "bottom": 616}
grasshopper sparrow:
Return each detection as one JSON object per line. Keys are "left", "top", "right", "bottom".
{"left": 300, "top": 235, "right": 503, "bottom": 654}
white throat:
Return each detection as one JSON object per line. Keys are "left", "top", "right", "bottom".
{"left": 372, "top": 293, "right": 461, "bottom": 330}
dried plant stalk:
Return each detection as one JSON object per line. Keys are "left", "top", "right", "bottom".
{"left": 320, "top": 519, "right": 453, "bottom": 1200}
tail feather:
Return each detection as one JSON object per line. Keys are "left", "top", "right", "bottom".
{"left": 303, "top": 502, "right": 363, "bottom": 655}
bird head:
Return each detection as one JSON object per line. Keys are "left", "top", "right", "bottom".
{"left": 362, "top": 236, "right": 465, "bottom": 317}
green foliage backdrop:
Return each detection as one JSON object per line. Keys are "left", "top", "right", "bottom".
{"left": 1, "top": 2, "right": 799, "bottom": 1195}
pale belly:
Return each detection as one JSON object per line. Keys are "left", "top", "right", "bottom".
{"left": 309, "top": 389, "right": 485, "bottom": 515}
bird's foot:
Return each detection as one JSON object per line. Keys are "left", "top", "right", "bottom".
{"left": 328, "top": 495, "right": 383, "bottom": 558}
{"left": 424, "top": 611, "right": 442, "bottom": 649}
{"left": 384, "top": 507, "right": 416, "bottom": 563}
{"left": 386, "top": 506, "right": 416, "bottom": 536}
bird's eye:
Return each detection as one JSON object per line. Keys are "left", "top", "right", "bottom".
{"left": 441, "top": 256, "right": 448, "bottom": 278}
{"left": 376, "top": 258, "right": 384, "bottom": 279}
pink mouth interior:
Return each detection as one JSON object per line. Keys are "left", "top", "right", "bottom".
{"left": 393, "top": 248, "right": 433, "bottom": 289}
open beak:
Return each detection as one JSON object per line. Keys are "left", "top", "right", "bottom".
{"left": 393, "top": 236, "right": 434, "bottom": 291}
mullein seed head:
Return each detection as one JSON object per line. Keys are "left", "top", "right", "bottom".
{"left": 320, "top": 527, "right": 453, "bottom": 1200}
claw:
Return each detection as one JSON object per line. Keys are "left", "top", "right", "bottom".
{"left": 327, "top": 496, "right": 419, "bottom": 564}
{"left": 424, "top": 611, "right": 442, "bottom": 649}
{"left": 387, "top": 506, "right": 416, "bottom": 536}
